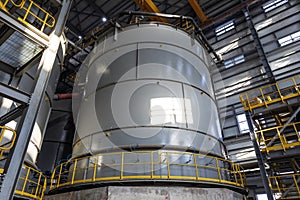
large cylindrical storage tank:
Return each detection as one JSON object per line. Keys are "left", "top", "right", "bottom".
{"left": 70, "top": 23, "right": 231, "bottom": 184}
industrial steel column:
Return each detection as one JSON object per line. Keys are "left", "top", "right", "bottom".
{"left": 243, "top": 8, "right": 275, "bottom": 83}
{"left": 0, "top": 1, "right": 72, "bottom": 199}
{"left": 245, "top": 111, "right": 274, "bottom": 200}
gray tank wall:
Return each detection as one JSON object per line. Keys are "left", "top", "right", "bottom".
{"left": 73, "top": 24, "right": 225, "bottom": 158}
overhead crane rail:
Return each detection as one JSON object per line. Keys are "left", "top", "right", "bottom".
{"left": 50, "top": 151, "right": 246, "bottom": 191}
{"left": 240, "top": 76, "right": 300, "bottom": 111}
{"left": 255, "top": 122, "right": 300, "bottom": 154}
{"left": 0, "top": 0, "right": 55, "bottom": 32}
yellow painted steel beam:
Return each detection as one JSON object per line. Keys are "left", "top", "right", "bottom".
{"left": 188, "top": 0, "right": 208, "bottom": 22}
{"left": 134, "top": 0, "right": 169, "bottom": 23}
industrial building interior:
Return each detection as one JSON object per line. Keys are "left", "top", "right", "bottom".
{"left": 0, "top": 0, "right": 299, "bottom": 199}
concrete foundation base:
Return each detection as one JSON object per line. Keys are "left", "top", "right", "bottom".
{"left": 44, "top": 186, "right": 244, "bottom": 200}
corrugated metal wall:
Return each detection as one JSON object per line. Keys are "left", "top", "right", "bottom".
{"left": 203, "top": 0, "right": 300, "bottom": 164}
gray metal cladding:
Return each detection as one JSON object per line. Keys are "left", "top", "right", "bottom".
{"left": 73, "top": 24, "right": 224, "bottom": 159}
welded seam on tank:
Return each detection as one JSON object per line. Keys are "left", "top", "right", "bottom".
{"left": 86, "top": 79, "right": 217, "bottom": 105}
{"left": 99, "top": 23, "right": 212, "bottom": 59}
{"left": 72, "top": 142, "right": 224, "bottom": 159}
{"left": 87, "top": 42, "right": 209, "bottom": 76}
{"left": 135, "top": 43, "right": 139, "bottom": 80}
{"left": 73, "top": 126, "right": 225, "bottom": 148}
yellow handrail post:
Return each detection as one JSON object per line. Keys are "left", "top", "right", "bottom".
{"left": 57, "top": 164, "right": 63, "bottom": 188}
{"left": 259, "top": 88, "right": 268, "bottom": 108}
{"left": 41, "top": 12, "right": 49, "bottom": 32}
{"left": 166, "top": 152, "right": 170, "bottom": 179}
{"left": 2, "top": 0, "right": 10, "bottom": 10}
{"left": 245, "top": 93, "right": 251, "bottom": 111}
{"left": 0, "top": 129, "right": 5, "bottom": 143}
{"left": 275, "top": 82, "right": 284, "bottom": 103}
{"left": 216, "top": 158, "right": 221, "bottom": 182}
{"left": 291, "top": 77, "right": 300, "bottom": 95}
{"left": 151, "top": 151, "right": 154, "bottom": 179}
{"left": 21, "top": 167, "right": 31, "bottom": 193}
{"left": 292, "top": 175, "right": 300, "bottom": 196}
{"left": 42, "top": 175, "right": 47, "bottom": 199}
{"left": 236, "top": 164, "right": 242, "bottom": 186}
{"left": 93, "top": 156, "right": 98, "bottom": 181}
{"left": 233, "top": 163, "right": 238, "bottom": 185}
{"left": 239, "top": 95, "right": 245, "bottom": 109}
{"left": 194, "top": 154, "right": 199, "bottom": 181}
{"left": 50, "top": 169, "right": 54, "bottom": 190}
{"left": 293, "top": 123, "right": 300, "bottom": 142}
{"left": 120, "top": 152, "right": 124, "bottom": 180}
{"left": 260, "top": 131, "right": 269, "bottom": 154}
{"left": 71, "top": 159, "right": 77, "bottom": 184}
{"left": 276, "top": 127, "right": 286, "bottom": 152}
{"left": 21, "top": 0, "right": 33, "bottom": 24}
{"left": 34, "top": 173, "right": 42, "bottom": 197}
{"left": 273, "top": 176, "right": 282, "bottom": 195}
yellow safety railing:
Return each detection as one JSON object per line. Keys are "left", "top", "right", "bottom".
{"left": 256, "top": 122, "right": 300, "bottom": 154}
{"left": 269, "top": 173, "right": 300, "bottom": 199}
{"left": 0, "top": 164, "right": 46, "bottom": 200}
{"left": 0, "top": 0, "right": 56, "bottom": 32}
{"left": 14, "top": 165, "right": 47, "bottom": 200}
{"left": 0, "top": 127, "right": 45, "bottom": 200}
{"left": 240, "top": 76, "right": 300, "bottom": 111}
{"left": 50, "top": 151, "right": 246, "bottom": 190}
{"left": 0, "top": 126, "right": 16, "bottom": 160}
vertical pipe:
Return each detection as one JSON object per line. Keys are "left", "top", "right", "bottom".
{"left": 245, "top": 111, "right": 274, "bottom": 200}
{"left": 0, "top": 1, "right": 73, "bottom": 199}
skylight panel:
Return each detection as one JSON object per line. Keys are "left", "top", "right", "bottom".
{"left": 278, "top": 31, "right": 300, "bottom": 46}
{"left": 224, "top": 55, "right": 245, "bottom": 68}
{"left": 263, "top": 0, "right": 288, "bottom": 12}
{"left": 216, "top": 20, "right": 235, "bottom": 36}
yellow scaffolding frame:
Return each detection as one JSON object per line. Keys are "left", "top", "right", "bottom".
{"left": 269, "top": 173, "right": 300, "bottom": 199}
{"left": 240, "top": 76, "right": 300, "bottom": 111}
{"left": 256, "top": 122, "right": 300, "bottom": 154}
{"left": 50, "top": 151, "right": 246, "bottom": 190}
